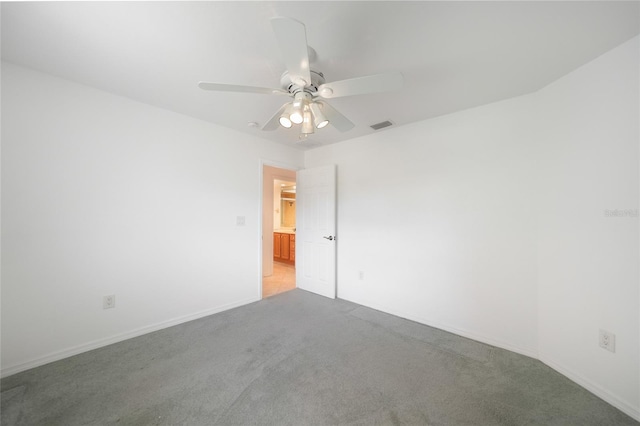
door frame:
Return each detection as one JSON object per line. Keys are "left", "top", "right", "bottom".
{"left": 259, "top": 159, "right": 300, "bottom": 299}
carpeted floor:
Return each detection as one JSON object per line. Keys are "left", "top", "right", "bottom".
{"left": 1, "top": 289, "right": 638, "bottom": 425}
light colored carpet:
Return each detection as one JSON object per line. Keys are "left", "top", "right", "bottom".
{"left": 1, "top": 289, "right": 637, "bottom": 425}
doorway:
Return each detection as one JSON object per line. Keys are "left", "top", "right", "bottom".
{"left": 262, "top": 165, "right": 297, "bottom": 298}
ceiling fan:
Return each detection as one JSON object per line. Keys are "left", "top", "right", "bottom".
{"left": 198, "top": 17, "right": 403, "bottom": 140}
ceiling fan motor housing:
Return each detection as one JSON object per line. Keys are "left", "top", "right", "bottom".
{"left": 281, "top": 70, "right": 325, "bottom": 95}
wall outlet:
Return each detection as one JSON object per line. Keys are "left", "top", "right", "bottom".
{"left": 358, "top": 270, "right": 364, "bottom": 281}
{"left": 599, "top": 329, "right": 615, "bottom": 353}
{"left": 236, "top": 216, "right": 246, "bottom": 226}
{"left": 103, "top": 295, "right": 115, "bottom": 310}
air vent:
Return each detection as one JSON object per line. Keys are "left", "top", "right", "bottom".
{"left": 370, "top": 120, "right": 394, "bottom": 131}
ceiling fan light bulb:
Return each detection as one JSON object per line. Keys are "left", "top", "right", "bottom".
{"left": 290, "top": 111, "right": 303, "bottom": 124}
{"left": 279, "top": 116, "right": 292, "bottom": 128}
{"left": 278, "top": 103, "right": 294, "bottom": 128}
{"left": 310, "top": 102, "right": 330, "bottom": 129}
{"left": 290, "top": 98, "right": 305, "bottom": 124}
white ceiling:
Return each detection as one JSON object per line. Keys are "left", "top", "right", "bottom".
{"left": 2, "top": 1, "right": 639, "bottom": 150}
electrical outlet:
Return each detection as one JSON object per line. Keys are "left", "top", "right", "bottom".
{"left": 236, "top": 216, "right": 245, "bottom": 226}
{"left": 599, "top": 329, "right": 615, "bottom": 353}
{"left": 358, "top": 270, "right": 364, "bottom": 281}
{"left": 103, "top": 295, "right": 115, "bottom": 310}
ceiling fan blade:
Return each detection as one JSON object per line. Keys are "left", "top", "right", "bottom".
{"left": 198, "top": 82, "right": 289, "bottom": 96}
{"left": 317, "top": 102, "right": 355, "bottom": 132}
{"left": 270, "top": 17, "right": 312, "bottom": 88}
{"left": 317, "top": 72, "right": 403, "bottom": 99}
{"left": 262, "top": 103, "right": 290, "bottom": 131}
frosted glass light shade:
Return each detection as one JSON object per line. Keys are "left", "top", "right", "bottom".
{"left": 290, "top": 99, "right": 305, "bottom": 124}
{"left": 310, "top": 102, "right": 329, "bottom": 129}
{"left": 301, "top": 108, "right": 314, "bottom": 134}
{"left": 279, "top": 115, "right": 292, "bottom": 128}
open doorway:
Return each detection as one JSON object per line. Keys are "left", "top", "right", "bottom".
{"left": 262, "top": 165, "right": 296, "bottom": 298}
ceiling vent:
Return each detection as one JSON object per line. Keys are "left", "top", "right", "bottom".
{"left": 370, "top": 120, "right": 394, "bottom": 131}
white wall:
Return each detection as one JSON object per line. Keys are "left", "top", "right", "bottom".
{"left": 0, "top": 62, "right": 303, "bottom": 376}
{"left": 305, "top": 94, "right": 540, "bottom": 356}
{"left": 1, "top": 33, "right": 638, "bottom": 421}
{"left": 536, "top": 36, "right": 639, "bottom": 417}
{"left": 305, "top": 35, "right": 639, "bottom": 420}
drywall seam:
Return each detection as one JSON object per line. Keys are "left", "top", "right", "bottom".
{"left": 540, "top": 355, "right": 640, "bottom": 422}
{"left": 0, "top": 296, "right": 260, "bottom": 378}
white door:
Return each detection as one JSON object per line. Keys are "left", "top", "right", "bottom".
{"left": 296, "top": 164, "right": 337, "bottom": 299}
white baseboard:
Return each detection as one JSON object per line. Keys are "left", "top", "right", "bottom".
{"left": 340, "top": 294, "right": 538, "bottom": 359}
{"left": 1, "top": 296, "right": 260, "bottom": 378}
{"left": 401, "top": 310, "right": 538, "bottom": 359}
{"left": 338, "top": 294, "right": 639, "bottom": 422}
{"left": 539, "top": 355, "right": 640, "bottom": 422}
{"left": 5, "top": 294, "right": 638, "bottom": 423}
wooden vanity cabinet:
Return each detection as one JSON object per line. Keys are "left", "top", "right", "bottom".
{"left": 273, "top": 234, "right": 281, "bottom": 258}
{"left": 274, "top": 232, "right": 295, "bottom": 265}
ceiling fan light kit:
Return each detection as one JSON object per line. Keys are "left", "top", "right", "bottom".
{"left": 278, "top": 105, "right": 293, "bottom": 128}
{"left": 198, "top": 16, "right": 403, "bottom": 141}
{"left": 310, "top": 102, "right": 329, "bottom": 129}
{"left": 301, "top": 109, "right": 315, "bottom": 135}
{"left": 289, "top": 92, "right": 307, "bottom": 124}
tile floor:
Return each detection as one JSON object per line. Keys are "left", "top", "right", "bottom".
{"left": 262, "top": 261, "right": 296, "bottom": 298}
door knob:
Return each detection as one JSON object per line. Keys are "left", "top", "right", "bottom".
{"left": 323, "top": 236, "right": 335, "bottom": 241}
